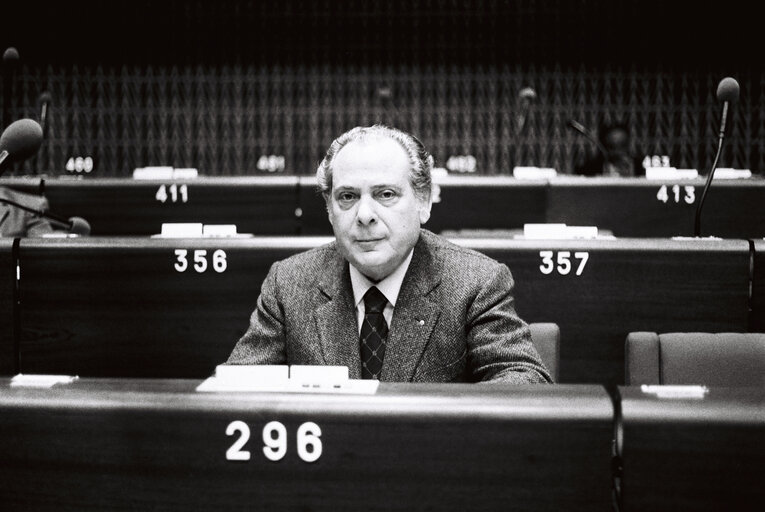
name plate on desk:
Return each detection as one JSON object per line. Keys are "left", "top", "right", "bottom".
{"left": 513, "top": 166, "right": 558, "bottom": 179}
{"left": 10, "top": 374, "right": 79, "bottom": 388}
{"left": 645, "top": 167, "right": 699, "bottom": 180}
{"left": 197, "top": 365, "right": 380, "bottom": 394}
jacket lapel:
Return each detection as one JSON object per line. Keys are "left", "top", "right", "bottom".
{"left": 314, "top": 250, "right": 363, "bottom": 379}
{"left": 382, "top": 235, "right": 442, "bottom": 382}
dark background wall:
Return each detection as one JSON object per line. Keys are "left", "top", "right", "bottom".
{"left": 1, "top": 0, "right": 761, "bottom": 176}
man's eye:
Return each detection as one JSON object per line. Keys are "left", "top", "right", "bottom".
{"left": 378, "top": 189, "right": 397, "bottom": 200}
{"left": 338, "top": 192, "right": 356, "bottom": 202}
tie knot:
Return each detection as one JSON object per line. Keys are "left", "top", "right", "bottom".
{"left": 363, "top": 286, "right": 387, "bottom": 314}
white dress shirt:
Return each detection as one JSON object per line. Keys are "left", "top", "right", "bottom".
{"left": 348, "top": 249, "right": 414, "bottom": 333}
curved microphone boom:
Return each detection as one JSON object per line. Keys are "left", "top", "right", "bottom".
{"left": 39, "top": 91, "right": 52, "bottom": 139}
{"left": 694, "top": 77, "right": 740, "bottom": 237}
{"left": 0, "top": 118, "right": 44, "bottom": 173}
{"left": 0, "top": 197, "right": 91, "bottom": 235}
{"left": 567, "top": 119, "right": 608, "bottom": 157}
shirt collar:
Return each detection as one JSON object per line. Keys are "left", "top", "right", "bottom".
{"left": 349, "top": 249, "right": 414, "bottom": 309}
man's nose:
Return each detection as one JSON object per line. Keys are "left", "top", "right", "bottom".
{"left": 355, "top": 195, "right": 377, "bottom": 225}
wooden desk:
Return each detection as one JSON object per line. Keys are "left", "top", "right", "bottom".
{"left": 13, "top": 237, "right": 753, "bottom": 385}
{"left": 546, "top": 177, "right": 765, "bottom": 238}
{"left": 617, "top": 386, "right": 765, "bottom": 511}
{"left": 0, "top": 379, "right": 614, "bottom": 511}
{"left": 459, "top": 238, "right": 752, "bottom": 384}
{"left": 752, "top": 240, "right": 765, "bottom": 332}
{"left": 0, "top": 240, "right": 14, "bottom": 375}
{"left": 298, "top": 176, "right": 548, "bottom": 236}
{"left": 4, "top": 176, "right": 764, "bottom": 239}
{"left": 3, "top": 177, "right": 301, "bottom": 236}
{"left": 16, "top": 237, "right": 329, "bottom": 378}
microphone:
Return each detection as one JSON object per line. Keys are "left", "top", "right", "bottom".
{"left": 567, "top": 119, "right": 608, "bottom": 157}
{"left": 694, "top": 77, "right": 740, "bottom": 237}
{"left": 2, "top": 47, "right": 20, "bottom": 130}
{"left": 0, "top": 119, "right": 44, "bottom": 173}
{"left": 2, "top": 47, "right": 19, "bottom": 65}
{"left": 0, "top": 196, "right": 91, "bottom": 235}
{"left": 38, "top": 91, "right": 52, "bottom": 139}
{"left": 516, "top": 87, "right": 537, "bottom": 134}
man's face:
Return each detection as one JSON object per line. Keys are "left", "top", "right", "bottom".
{"left": 327, "top": 137, "right": 431, "bottom": 282}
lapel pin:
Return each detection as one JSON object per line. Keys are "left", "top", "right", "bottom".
{"left": 417, "top": 319, "right": 425, "bottom": 326}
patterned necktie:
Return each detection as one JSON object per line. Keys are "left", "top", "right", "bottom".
{"left": 360, "top": 286, "right": 388, "bottom": 380}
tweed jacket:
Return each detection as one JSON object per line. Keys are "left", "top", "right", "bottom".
{"left": 0, "top": 187, "right": 55, "bottom": 238}
{"left": 226, "top": 229, "right": 552, "bottom": 383}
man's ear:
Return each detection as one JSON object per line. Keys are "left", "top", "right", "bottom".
{"left": 418, "top": 197, "right": 432, "bottom": 224}
{"left": 325, "top": 197, "right": 334, "bottom": 226}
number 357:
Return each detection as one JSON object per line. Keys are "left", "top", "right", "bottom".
{"left": 539, "top": 251, "right": 589, "bottom": 276}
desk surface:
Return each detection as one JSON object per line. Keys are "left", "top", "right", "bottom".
{"left": 617, "top": 386, "right": 765, "bottom": 512}
{"left": 0, "top": 379, "right": 613, "bottom": 511}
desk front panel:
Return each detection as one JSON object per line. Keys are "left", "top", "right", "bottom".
{"left": 617, "top": 386, "right": 765, "bottom": 511}
{"left": 752, "top": 240, "right": 765, "bottom": 332}
{"left": 297, "top": 176, "right": 548, "bottom": 236}
{"left": 16, "top": 238, "right": 325, "bottom": 378}
{"left": 0, "top": 240, "right": 15, "bottom": 375}
{"left": 15, "top": 238, "right": 752, "bottom": 384}
{"left": 0, "top": 380, "right": 614, "bottom": 511}
{"left": 5, "top": 178, "right": 301, "bottom": 236}
{"left": 546, "top": 178, "right": 765, "bottom": 238}
{"left": 463, "top": 238, "right": 752, "bottom": 384}
{"left": 429, "top": 177, "right": 547, "bottom": 234}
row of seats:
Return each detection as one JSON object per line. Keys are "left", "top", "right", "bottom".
{"left": 533, "top": 325, "right": 765, "bottom": 386}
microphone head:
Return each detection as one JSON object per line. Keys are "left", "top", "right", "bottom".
{"left": 3, "top": 47, "right": 20, "bottom": 64}
{"left": 39, "top": 91, "right": 53, "bottom": 105}
{"left": 68, "top": 216, "right": 91, "bottom": 236}
{"left": 0, "top": 119, "right": 44, "bottom": 161}
{"left": 519, "top": 87, "right": 537, "bottom": 102}
{"left": 716, "top": 77, "right": 740, "bottom": 103}
{"left": 567, "top": 119, "right": 588, "bottom": 135}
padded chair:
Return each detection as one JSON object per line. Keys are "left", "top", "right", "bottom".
{"left": 529, "top": 322, "right": 560, "bottom": 382}
{"left": 625, "top": 332, "right": 765, "bottom": 386}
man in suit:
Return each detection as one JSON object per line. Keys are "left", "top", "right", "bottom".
{"left": 226, "top": 125, "right": 551, "bottom": 383}
{"left": 0, "top": 186, "right": 54, "bottom": 237}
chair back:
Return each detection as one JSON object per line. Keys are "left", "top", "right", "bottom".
{"left": 529, "top": 322, "right": 560, "bottom": 382}
{"left": 625, "top": 332, "right": 765, "bottom": 386}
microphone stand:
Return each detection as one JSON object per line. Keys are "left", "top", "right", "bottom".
{"left": 0, "top": 196, "right": 76, "bottom": 231}
{"left": 694, "top": 102, "right": 730, "bottom": 237}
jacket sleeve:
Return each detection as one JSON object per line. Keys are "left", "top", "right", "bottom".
{"left": 25, "top": 196, "right": 56, "bottom": 237}
{"left": 223, "top": 261, "right": 288, "bottom": 366}
{"left": 466, "top": 264, "right": 553, "bottom": 384}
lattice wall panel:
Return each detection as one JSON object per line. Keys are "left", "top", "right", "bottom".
{"left": 6, "top": 65, "right": 761, "bottom": 176}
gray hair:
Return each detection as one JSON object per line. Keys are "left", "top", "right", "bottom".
{"left": 316, "top": 125, "right": 433, "bottom": 203}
